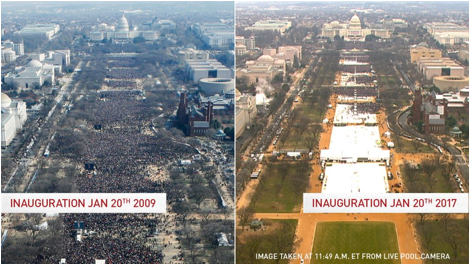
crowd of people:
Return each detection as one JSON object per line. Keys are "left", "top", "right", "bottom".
{"left": 52, "top": 57, "right": 200, "bottom": 263}
{"left": 341, "top": 64, "right": 370, "bottom": 73}
{"left": 340, "top": 53, "right": 369, "bottom": 62}
{"left": 342, "top": 75, "right": 376, "bottom": 84}
{"left": 77, "top": 91, "right": 196, "bottom": 194}
{"left": 95, "top": 92, "right": 149, "bottom": 127}
{"left": 107, "top": 68, "right": 147, "bottom": 79}
{"left": 107, "top": 60, "right": 139, "bottom": 68}
{"left": 355, "top": 102, "right": 382, "bottom": 114}
{"left": 104, "top": 80, "right": 137, "bottom": 90}
{"left": 64, "top": 235, "right": 162, "bottom": 264}
{"left": 334, "top": 87, "right": 377, "bottom": 97}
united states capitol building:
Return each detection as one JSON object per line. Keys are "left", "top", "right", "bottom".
{"left": 89, "top": 14, "right": 158, "bottom": 43}
{"left": 321, "top": 13, "right": 392, "bottom": 41}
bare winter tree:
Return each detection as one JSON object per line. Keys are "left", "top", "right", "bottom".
{"left": 222, "top": 206, "right": 233, "bottom": 222}
{"left": 190, "top": 185, "right": 210, "bottom": 208}
{"left": 440, "top": 213, "right": 451, "bottom": 232}
{"left": 393, "top": 133, "right": 402, "bottom": 151}
{"left": 421, "top": 159, "right": 438, "bottom": 191}
{"left": 274, "top": 181, "right": 283, "bottom": 201}
{"left": 296, "top": 116, "right": 311, "bottom": 138}
{"left": 238, "top": 206, "right": 254, "bottom": 231}
{"left": 422, "top": 221, "right": 434, "bottom": 251}
{"left": 291, "top": 171, "right": 310, "bottom": 201}
{"left": 250, "top": 178, "right": 265, "bottom": 209}
{"left": 199, "top": 211, "right": 212, "bottom": 226}
{"left": 444, "top": 222, "right": 464, "bottom": 258}
{"left": 181, "top": 228, "right": 204, "bottom": 263}
{"left": 288, "top": 108, "right": 301, "bottom": 128}
{"left": 440, "top": 160, "right": 456, "bottom": 190}
{"left": 303, "top": 135, "right": 318, "bottom": 152}
{"left": 243, "top": 233, "right": 263, "bottom": 264}
{"left": 173, "top": 201, "right": 193, "bottom": 227}
{"left": 278, "top": 162, "right": 290, "bottom": 184}
{"left": 412, "top": 138, "right": 420, "bottom": 152}
{"left": 237, "top": 168, "right": 251, "bottom": 193}
{"left": 463, "top": 213, "right": 469, "bottom": 227}
{"left": 418, "top": 213, "right": 427, "bottom": 225}
{"left": 190, "top": 173, "right": 205, "bottom": 187}
{"left": 268, "top": 222, "right": 302, "bottom": 264}
{"left": 210, "top": 247, "right": 233, "bottom": 264}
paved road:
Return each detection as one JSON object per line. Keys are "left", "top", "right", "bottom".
{"left": 252, "top": 57, "right": 318, "bottom": 155}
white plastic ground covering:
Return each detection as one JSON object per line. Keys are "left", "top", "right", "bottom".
{"left": 333, "top": 104, "right": 377, "bottom": 124}
{"left": 329, "top": 126, "right": 382, "bottom": 150}
{"left": 337, "top": 95, "right": 375, "bottom": 103}
{"left": 340, "top": 60, "right": 369, "bottom": 66}
{"left": 322, "top": 163, "right": 389, "bottom": 193}
{"left": 320, "top": 125, "right": 389, "bottom": 163}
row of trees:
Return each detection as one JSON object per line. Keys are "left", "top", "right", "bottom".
{"left": 415, "top": 214, "right": 468, "bottom": 262}
{"left": 170, "top": 158, "right": 233, "bottom": 263}
{"left": 276, "top": 106, "right": 323, "bottom": 152}
{"left": 402, "top": 154, "right": 456, "bottom": 193}
{"left": 236, "top": 158, "right": 258, "bottom": 195}
{"left": 306, "top": 51, "right": 339, "bottom": 88}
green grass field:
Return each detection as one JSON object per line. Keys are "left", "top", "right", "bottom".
{"left": 399, "top": 165, "right": 453, "bottom": 193}
{"left": 396, "top": 139, "right": 435, "bottom": 153}
{"left": 300, "top": 104, "right": 325, "bottom": 123}
{"left": 250, "top": 162, "right": 310, "bottom": 213}
{"left": 279, "top": 102, "right": 324, "bottom": 150}
{"left": 311, "top": 222, "right": 401, "bottom": 264}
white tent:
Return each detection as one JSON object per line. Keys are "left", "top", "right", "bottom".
{"left": 179, "top": 159, "right": 191, "bottom": 165}
{"left": 217, "top": 233, "right": 230, "bottom": 247}
{"left": 387, "top": 142, "right": 395, "bottom": 148}
{"left": 384, "top": 131, "right": 391, "bottom": 138}
{"left": 323, "top": 118, "right": 329, "bottom": 124}
{"left": 45, "top": 213, "right": 59, "bottom": 217}
{"left": 34, "top": 221, "right": 48, "bottom": 230}
{"left": 286, "top": 152, "right": 301, "bottom": 158}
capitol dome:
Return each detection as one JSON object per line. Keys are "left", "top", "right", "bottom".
{"left": 26, "top": 60, "right": 42, "bottom": 68}
{"left": 1, "top": 93, "right": 12, "bottom": 108}
{"left": 349, "top": 13, "right": 362, "bottom": 29}
{"left": 116, "top": 14, "right": 129, "bottom": 32}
